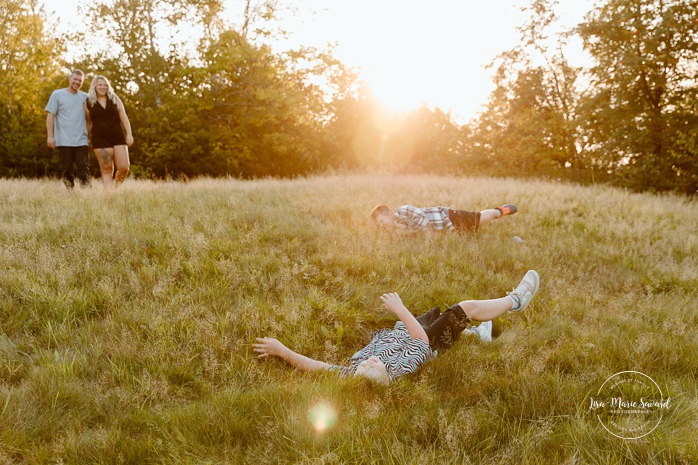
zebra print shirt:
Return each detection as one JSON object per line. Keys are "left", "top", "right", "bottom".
{"left": 330, "top": 322, "right": 433, "bottom": 382}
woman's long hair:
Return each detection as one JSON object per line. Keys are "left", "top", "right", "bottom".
{"left": 87, "top": 75, "right": 118, "bottom": 105}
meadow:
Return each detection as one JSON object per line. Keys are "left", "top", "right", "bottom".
{"left": 0, "top": 174, "right": 696, "bottom": 464}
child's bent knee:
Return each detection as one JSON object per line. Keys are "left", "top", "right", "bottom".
{"left": 457, "top": 301, "right": 477, "bottom": 319}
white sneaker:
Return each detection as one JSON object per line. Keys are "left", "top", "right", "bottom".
{"left": 462, "top": 321, "right": 492, "bottom": 342}
{"left": 508, "top": 270, "right": 540, "bottom": 312}
{"left": 473, "top": 321, "right": 492, "bottom": 342}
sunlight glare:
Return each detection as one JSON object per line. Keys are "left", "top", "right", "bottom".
{"left": 308, "top": 402, "right": 337, "bottom": 433}
{"left": 273, "top": 0, "right": 594, "bottom": 122}
{"left": 44, "top": 0, "right": 595, "bottom": 123}
{"left": 276, "top": 0, "right": 527, "bottom": 122}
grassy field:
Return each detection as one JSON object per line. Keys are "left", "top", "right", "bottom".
{"left": 0, "top": 174, "right": 696, "bottom": 464}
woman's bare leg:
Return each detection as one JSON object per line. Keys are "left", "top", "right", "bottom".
{"left": 113, "top": 145, "right": 130, "bottom": 186}
{"left": 94, "top": 147, "right": 115, "bottom": 189}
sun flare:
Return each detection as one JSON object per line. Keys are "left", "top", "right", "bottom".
{"left": 44, "top": 0, "right": 591, "bottom": 122}
{"left": 308, "top": 402, "right": 338, "bottom": 433}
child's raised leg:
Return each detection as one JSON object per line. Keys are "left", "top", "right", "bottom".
{"left": 459, "top": 270, "right": 540, "bottom": 321}
{"left": 458, "top": 296, "right": 515, "bottom": 322}
{"left": 479, "top": 204, "right": 518, "bottom": 227}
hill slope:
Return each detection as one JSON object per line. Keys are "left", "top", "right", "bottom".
{"left": 0, "top": 175, "right": 696, "bottom": 463}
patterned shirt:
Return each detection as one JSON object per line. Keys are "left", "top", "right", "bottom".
{"left": 330, "top": 322, "right": 433, "bottom": 382}
{"left": 394, "top": 205, "right": 454, "bottom": 231}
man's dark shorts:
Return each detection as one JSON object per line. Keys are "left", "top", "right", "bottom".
{"left": 448, "top": 209, "right": 481, "bottom": 232}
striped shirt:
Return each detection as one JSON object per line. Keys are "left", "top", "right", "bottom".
{"left": 394, "top": 205, "right": 454, "bottom": 231}
{"left": 330, "top": 322, "right": 433, "bottom": 382}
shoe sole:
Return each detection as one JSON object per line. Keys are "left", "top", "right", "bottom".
{"left": 499, "top": 204, "right": 517, "bottom": 216}
{"left": 510, "top": 270, "right": 540, "bottom": 312}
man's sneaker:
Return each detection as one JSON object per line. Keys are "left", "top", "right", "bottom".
{"left": 496, "top": 204, "right": 517, "bottom": 217}
{"left": 508, "top": 270, "right": 540, "bottom": 312}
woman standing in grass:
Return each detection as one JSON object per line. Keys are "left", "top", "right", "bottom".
{"left": 85, "top": 75, "right": 133, "bottom": 189}
{"left": 253, "top": 270, "right": 540, "bottom": 384}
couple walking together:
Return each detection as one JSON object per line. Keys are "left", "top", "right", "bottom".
{"left": 45, "top": 69, "right": 133, "bottom": 190}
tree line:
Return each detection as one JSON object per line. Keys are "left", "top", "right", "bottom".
{"left": 1, "top": 0, "right": 697, "bottom": 194}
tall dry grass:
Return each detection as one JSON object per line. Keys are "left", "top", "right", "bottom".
{"left": 0, "top": 174, "right": 696, "bottom": 464}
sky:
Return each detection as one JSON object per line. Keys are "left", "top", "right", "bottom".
{"left": 42, "top": 0, "right": 594, "bottom": 123}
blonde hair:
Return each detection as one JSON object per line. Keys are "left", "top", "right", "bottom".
{"left": 87, "top": 75, "right": 118, "bottom": 106}
{"left": 354, "top": 363, "right": 390, "bottom": 385}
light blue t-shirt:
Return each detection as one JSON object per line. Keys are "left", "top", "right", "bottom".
{"left": 45, "top": 88, "right": 89, "bottom": 147}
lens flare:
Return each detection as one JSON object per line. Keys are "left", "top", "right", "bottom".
{"left": 308, "top": 402, "right": 337, "bottom": 433}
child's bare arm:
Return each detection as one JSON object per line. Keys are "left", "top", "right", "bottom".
{"left": 253, "top": 337, "right": 332, "bottom": 371}
{"left": 379, "top": 293, "right": 429, "bottom": 344}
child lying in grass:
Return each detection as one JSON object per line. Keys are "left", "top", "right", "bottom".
{"left": 253, "top": 270, "right": 540, "bottom": 384}
{"left": 370, "top": 203, "right": 517, "bottom": 233}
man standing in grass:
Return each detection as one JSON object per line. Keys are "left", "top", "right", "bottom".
{"left": 370, "top": 203, "right": 517, "bottom": 233}
{"left": 46, "top": 69, "right": 91, "bottom": 190}
{"left": 253, "top": 270, "right": 540, "bottom": 384}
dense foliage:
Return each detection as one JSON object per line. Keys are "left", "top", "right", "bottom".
{"left": 0, "top": 0, "right": 63, "bottom": 177}
{"left": 1, "top": 0, "right": 697, "bottom": 193}
{"left": 467, "top": 0, "right": 698, "bottom": 194}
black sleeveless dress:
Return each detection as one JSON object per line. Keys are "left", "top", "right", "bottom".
{"left": 88, "top": 98, "right": 126, "bottom": 149}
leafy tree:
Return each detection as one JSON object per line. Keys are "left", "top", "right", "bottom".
{"left": 76, "top": 0, "right": 360, "bottom": 178}
{"left": 87, "top": 0, "right": 217, "bottom": 106}
{"left": 191, "top": 31, "right": 296, "bottom": 176}
{"left": 468, "top": 0, "right": 586, "bottom": 180}
{"left": 134, "top": 63, "right": 223, "bottom": 178}
{"left": 78, "top": 0, "right": 224, "bottom": 176}
{"left": 577, "top": 0, "right": 698, "bottom": 193}
{"left": 0, "top": 0, "right": 63, "bottom": 177}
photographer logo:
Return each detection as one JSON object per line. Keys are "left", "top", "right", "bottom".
{"left": 589, "top": 371, "right": 670, "bottom": 440}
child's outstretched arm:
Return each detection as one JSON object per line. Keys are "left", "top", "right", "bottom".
{"left": 253, "top": 337, "right": 331, "bottom": 372}
{"left": 379, "top": 293, "right": 429, "bottom": 344}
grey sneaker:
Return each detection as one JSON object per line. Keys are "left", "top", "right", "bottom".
{"left": 496, "top": 204, "right": 517, "bottom": 217}
{"left": 508, "top": 270, "right": 540, "bottom": 312}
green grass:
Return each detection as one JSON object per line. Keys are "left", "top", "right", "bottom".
{"left": 0, "top": 174, "right": 696, "bottom": 464}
